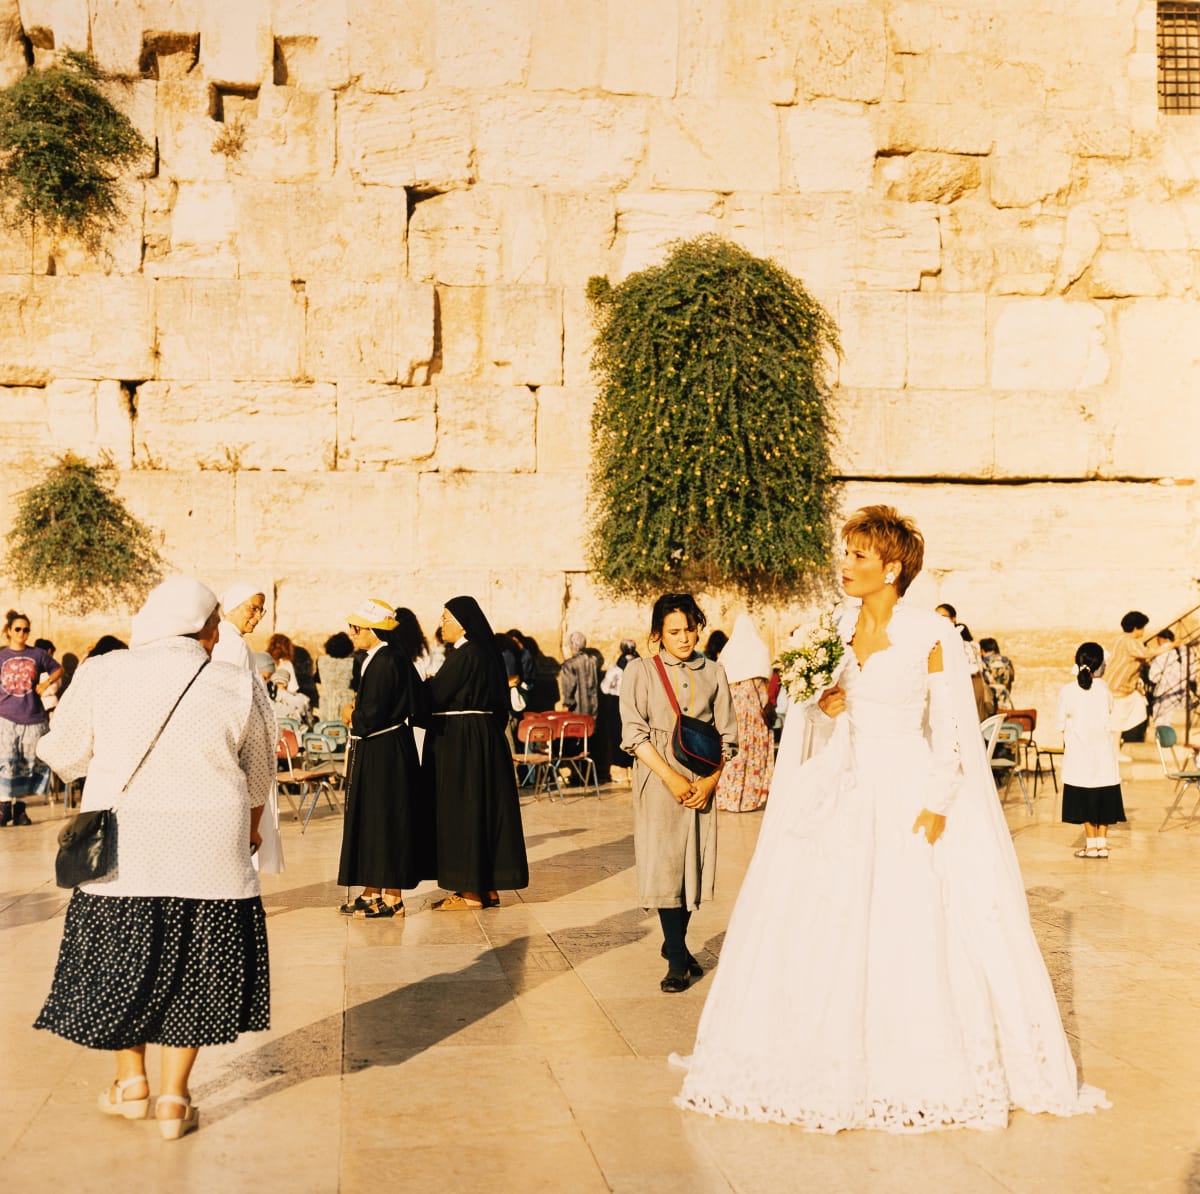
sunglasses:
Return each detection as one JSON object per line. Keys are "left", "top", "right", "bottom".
{"left": 11, "top": 626, "right": 29, "bottom": 634}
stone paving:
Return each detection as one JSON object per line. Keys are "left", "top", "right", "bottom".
{"left": 2, "top": 760, "right": 1199, "bottom": 1194}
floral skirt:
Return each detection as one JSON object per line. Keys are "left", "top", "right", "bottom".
{"left": 34, "top": 891, "right": 269, "bottom": 1049}
{"left": 715, "top": 678, "right": 774, "bottom": 812}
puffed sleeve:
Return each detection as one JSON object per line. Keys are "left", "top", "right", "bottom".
{"left": 35, "top": 657, "right": 97, "bottom": 781}
{"left": 925, "top": 670, "right": 964, "bottom": 816}
{"left": 619, "top": 659, "right": 652, "bottom": 755}
{"left": 711, "top": 663, "right": 739, "bottom": 759}
{"left": 239, "top": 674, "right": 276, "bottom": 810}
{"left": 1055, "top": 683, "right": 1070, "bottom": 735}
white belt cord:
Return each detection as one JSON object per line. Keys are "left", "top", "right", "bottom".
{"left": 432, "top": 710, "right": 492, "bottom": 717}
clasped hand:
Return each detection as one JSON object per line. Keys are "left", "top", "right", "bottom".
{"left": 911, "top": 808, "right": 946, "bottom": 845}
{"left": 817, "top": 684, "right": 846, "bottom": 718}
{"left": 666, "top": 770, "right": 715, "bottom": 809}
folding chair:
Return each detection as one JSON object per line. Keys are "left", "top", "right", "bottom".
{"left": 981, "top": 715, "right": 1032, "bottom": 814}
{"left": 1155, "top": 724, "right": 1200, "bottom": 830}
{"left": 276, "top": 729, "right": 336, "bottom": 828}
{"left": 513, "top": 717, "right": 559, "bottom": 799}
{"left": 556, "top": 714, "right": 600, "bottom": 797}
{"left": 1005, "top": 709, "right": 1055, "bottom": 797}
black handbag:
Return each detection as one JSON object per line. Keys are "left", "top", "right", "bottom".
{"left": 53, "top": 659, "right": 209, "bottom": 890}
{"left": 652, "top": 654, "right": 724, "bottom": 779}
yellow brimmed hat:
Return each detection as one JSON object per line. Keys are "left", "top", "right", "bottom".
{"left": 347, "top": 598, "right": 398, "bottom": 631}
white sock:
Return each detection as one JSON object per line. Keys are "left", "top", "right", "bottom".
{"left": 1085, "top": 837, "right": 1097, "bottom": 850}
{"left": 1096, "top": 836, "right": 1107, "bottom": 850}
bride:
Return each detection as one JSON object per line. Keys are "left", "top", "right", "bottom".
{"left": 674, "top": 506, "right": 1107, "bottom": 1132}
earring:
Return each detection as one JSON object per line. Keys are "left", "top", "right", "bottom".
{"left": 885, "top": 572, "right": 896, "bottom": 585}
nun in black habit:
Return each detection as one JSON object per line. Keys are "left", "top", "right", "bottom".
{"left": 425, "top": 595, "right": 529, "bottom": 910}
{"left": 336, "top": 599, "right": 435, "bottom": 918}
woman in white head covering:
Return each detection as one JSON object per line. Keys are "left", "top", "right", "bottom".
{"left": 211, "top": 583, "right": 266, "bottom": 671}
{"left": 714, "top": 614, "right": 775, "bottom": 813}
{"left": 34, "top": 576, "right": 276, "bottom": 1141}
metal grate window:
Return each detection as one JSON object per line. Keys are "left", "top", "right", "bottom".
{"left": 1159, "top": 2, "right": 1200, "bottom": 112}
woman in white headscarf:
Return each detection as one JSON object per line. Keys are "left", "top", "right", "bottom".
{"left": 714, "top": 615, "right": 775, "bottom": 813}
{"left": 34, "top": 577, "right": 276, "bottom": 1141}
{"left": 211, "top": 583, "right": 284, "bottom": 872}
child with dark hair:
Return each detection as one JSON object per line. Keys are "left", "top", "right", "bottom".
{"left": 619, "top": 594, "right": 737, "bottom": 993}
{"left": 1058, "top": 642, "right": 1125, "bottom": 859}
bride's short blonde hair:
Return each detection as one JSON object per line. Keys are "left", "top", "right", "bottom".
{"left": 842, "top": 505, "right": 924, "bottom": 596}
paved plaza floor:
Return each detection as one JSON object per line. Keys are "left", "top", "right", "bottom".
{"left": 2, "top": 764, "right": 1199, "bottom": 1194}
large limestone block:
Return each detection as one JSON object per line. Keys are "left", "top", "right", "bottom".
{"left": 887, "top": 2, "right": 986, "bottom": 56}
{"left": 475, "top": 96, "right": 648, "bottom": 189}
{"left": 535, "top": 386, "right": 596, "bottom": 474}
{"left": 852, "top": 199, "right": 940, "bottom": 290}
{"left": 433, "top": 386, "right": 537, "bottom": 473}
{"left": 646, "top": 99, "right": 779, "bottom": 192}
{"left": 907, "top": 294, "right": 986, "bottom": 391}
{"left": 235, "top": 182, "right": 407, "bottom": 280}
{"left": 883, "top": 152, "right": 981, "bottom": 205}
{"left": 432, "top": 0, "right": 532, "bottom": 89}
{"left": 485, "top": 286, "right": 564, "bottom": 387}
{"left": 272, "top": 0, "right": 351, "bottom": 89}
{"left": 562, "top": 285, "right": 597, "bottom": 387}
{"left": 991, "top": 391, "right": 1098, "bottom": 479}
{"left": 557, "top": 571, "right": 651, "bottom": 663}
{"left": 240, "top": 85, "right": 335, "bottom": 182}
{"left": 989, "top": 153, "right": 1072, "bottom": 209}
{"left": 236, "top": 471, "right": 419, "bottom": 570}
{"left": 0, "top": 276, "right": 155, "bottom": 381}
{"left": 831, "top": 388, "right": 993, "bottom": 478}
{"left": 16, "top": 0, "right": 86, "bottom": 49}
{"left": 155, "top": 279, "right": 305, "bottom": 380}
{"left": 602, "top": 0, "right": 678, "bottom": 97}
{"left": 795, "top": 0, "right": 886, "bottom": 103}
{"left": 157, "top": 82, "right": 226, "bottom": 183}
{"left": 878, "top": 103, "right": 996, "bottom": 156}
{"left": 144, "top": 181, "right": 239, "bottom": 278}
{"left": 435, "top": 286, "right": 486, "bottom": 381}
{"left": 408, "top": 190, "right": 502, "bottom": 286}
{"left": 543, "top": 192, "right": 615, "bottom": 285}
{"left": 528, "top": 0, "right": 603, "bottom": 90}
{"left": 498, "top": 190, "right": 548, "bottom": 286}
{"left": 990, "top": 299, "right": 1108, "bottom": 392}
{"left": 335, "top": 383, "right": 436, "bottom": 469}
{"left": 132, "top": 381, "right": 336, "bottom": 470}
{"left": 610, "top": 191, "right": 724, "bottom": 280}
{"left": 0, "top": 0, "right": 26, "bottom": 86}
{"left": 725, "top": 194, "right": 855, "bottom": 293}
{"left": 893, "top": 52, "right": 990, "bottom": 108}
{"left": 1087, "top": 250, "right": 1168, "bottom": 299}
{"left": 340, "top": 92, "right": 473, "bottom": 190}
{"left": 45, "top": 378, "right": 133, "bottom": 463}
{"left": 305, "top": 282, "right": 436, "bottom": 384}
{"left": 0, "top": 385, "right": 50, "bottom": 459}
{"left": 784, "top": 108, "right": 875, "bottom": 194}
{"left": 200, "top": 0, "right": 271, "bottom": 85}
{"left": 837, "top": 293, "right": 906, "bottom": 390}
{"left": 1108, "top": 301, "right": 1200, "bottom": 477}
{"left": 1053, "top": 208, "right": 1102, "bottom": 292}
{"left": 676, "top": 0, "right": 722, "bottom": 97}
{"left": 992, "top": 214, "right": 1063, "bottom": 297}
{"left": 417, "top": 470, "right": 587, "bottom": 569}
{"left": 710, "top": 0, "right": 798, "bottom": 103}
{"left": 348, "top": 0, "right": 429, "bottom": 92}
{"left": 117, "top": 470, "right": 237, "bottom": 576}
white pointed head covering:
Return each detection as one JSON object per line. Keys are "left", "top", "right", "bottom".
{"left": 719, "top": 614, "right": 773, "bottom": 684}
{"left": 130, "top": 576, "right": 219, "bottom": 648}
{"left": 220, "top": 581, "right": 262, "bottom": 616}
{"left": 347, "top": 597, "right": 398, "bottom": 632}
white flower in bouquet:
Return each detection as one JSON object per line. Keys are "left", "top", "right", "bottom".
{"left": 774, "top": 611, "right": 846, "bottom": 703}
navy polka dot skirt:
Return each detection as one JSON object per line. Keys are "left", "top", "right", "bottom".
{"left": 34, "top": 891, "right": 270, "bottom": 1049}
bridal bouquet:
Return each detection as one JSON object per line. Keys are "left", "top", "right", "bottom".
{"left": 775, "top": 611, "right": 846, "bottom": 703}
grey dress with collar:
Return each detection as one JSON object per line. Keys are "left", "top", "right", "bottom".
{"left": 620, "top": 651, "right": 738, "bottom": 910}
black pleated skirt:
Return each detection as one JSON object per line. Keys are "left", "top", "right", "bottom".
{"left": 1062, "top": 783, "right": 1126, "bottom": 826}
{"left": 34, "top": 891, "right": 269, "bottom": 1049}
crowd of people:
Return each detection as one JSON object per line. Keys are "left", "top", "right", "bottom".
{"left": 23, "top": 507, "right": 1200, "bottom": 1142}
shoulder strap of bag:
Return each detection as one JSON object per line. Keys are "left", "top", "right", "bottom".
{"left": 652, "top": 654, "right": 683, "bottom": 719}
{"left": 118, "top": 659, "right": 210, "bottom": 799}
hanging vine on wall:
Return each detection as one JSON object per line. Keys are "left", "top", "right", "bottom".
{"left": 0, "top": 50, "right": 149, "bottom": 251}
{"left": 6, "top": 454, "right": 165, "bottom": 615}
{"left": 586, "top": 235, "right": 841, "bottom": 600}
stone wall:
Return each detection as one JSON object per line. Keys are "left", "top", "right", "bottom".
{"left": 0, "top": 0, "right": 1197, "bottom": 711}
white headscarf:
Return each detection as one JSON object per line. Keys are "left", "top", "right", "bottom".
{"left": 130, "top": 576, "right": 218, "bottom": 647}
{"left": 220, "top": 581, "right": 262, "bottom": 616}
{"left": 719, "top": 614, "right": 773, "bottom": 684}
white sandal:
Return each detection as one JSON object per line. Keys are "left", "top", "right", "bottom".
{"left": 97, "top": 1077, "right": 149, "bottom": 1120}
{"left": 1074, "top": 847, "right": 1101, "bottom": 859}
{"left": 156, "top": 1094, "right": 199, "bottom": 1141}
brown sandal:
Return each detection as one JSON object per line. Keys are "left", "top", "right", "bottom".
{"left": 432, "top": 893, "right": 483, "bottom": 911}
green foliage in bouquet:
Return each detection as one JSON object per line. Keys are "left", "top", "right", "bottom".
{"left": 0, "top": 50, "right": 148, "bottom": 250}
{"left": 587, "top": 235, "right": 841, "bottom": 599}
{"left": 6, "top": 454, "right": 164, "bottom": 615}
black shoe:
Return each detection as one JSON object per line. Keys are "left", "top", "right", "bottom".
{"left": 661, "top": 944, "right": 703, "bottom": 977}
{"left": 11, "top": 801, "right": 29, "bottom": 826}
{"left": 339, "top": 895, "right": 373, "bottom": 915}
{"left": 660, "top": 968, "right": 690, "bottom": 994}
{"left": 0, "top": 802, "right": 10, "bottom": 827}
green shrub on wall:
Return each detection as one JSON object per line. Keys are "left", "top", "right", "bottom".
{"left": 0, "top": 50, "right": 148, "bottom": 250}
{"left": 6, "top": 455, "right": 164, "bottom": 615}
{"left": 586, "top": 235, "right": 841, "bottom": 599}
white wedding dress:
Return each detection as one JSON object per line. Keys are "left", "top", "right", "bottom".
{"left": 674, "top": 602, "right": 1107, "bottom": 1133}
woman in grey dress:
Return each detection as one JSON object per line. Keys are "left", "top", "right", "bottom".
{"left": 620, "top": 594, "right": 737, "bottom": 993}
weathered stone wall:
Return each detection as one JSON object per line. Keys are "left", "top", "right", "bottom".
{"left": 0, "top": 0, "right": 1197, "bottom": 711}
